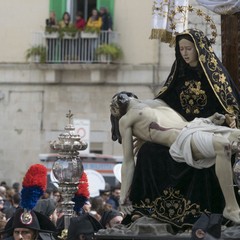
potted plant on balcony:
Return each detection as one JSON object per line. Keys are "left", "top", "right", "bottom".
{"left": 25, "top": 45, "right": 46, "bottom": 63}
{"left": 44, "top": 26, "right": 59, "bottom": 38}
{"left": 81, "top": 26, "right": 100, "bottom": 38}
{"left": 95, "top": 43, "right": 123, "bottom": 63}
{"left": 59, "top": 26, "right": 79, "bottom": 39}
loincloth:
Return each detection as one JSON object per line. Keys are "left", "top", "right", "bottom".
{"left": 169, "top": 118, "right": 234, "bottom": 169}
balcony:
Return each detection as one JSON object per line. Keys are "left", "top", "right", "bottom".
{"left": 31, "top": 31, "right": 120, "bottom": 64}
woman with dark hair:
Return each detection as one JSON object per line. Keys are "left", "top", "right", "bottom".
{"left": 59, "top": 12, "right": 71, "bottom": 28}
{"left": 85, "top": 9, "right": 102, "bottom": 62}
{"left": 156, "top": 29, "right": 240, "bottom": 123}
{"left": 125, "top": 29, "right": 240, "bottom": 230}
{"left": 58, "top": 12, "right": 73, "bottom": 62}
{"left": 86, "top": 9, "right": 102, "bottom": 30}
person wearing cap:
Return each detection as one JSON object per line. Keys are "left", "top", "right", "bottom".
{"left": 100, "top": 210, "right": 123, "bottom": 229}
{"left": 2, "top": 208, "right": 57, "bottom": 240}
{"left": 191, "top": 213, "right": 223, "bottom": 240}
{"left": 67, "top": 213, "right": 103, "bottom": 240}
{"left": 33, "top": 199, "right": 57, "bottom": 226}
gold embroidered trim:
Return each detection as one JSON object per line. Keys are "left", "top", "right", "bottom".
{"left": 133, "top": 187, "right": 202, "bottom": 228}
{"left": 149, "top": 29, "right": 175, "bottom": 46}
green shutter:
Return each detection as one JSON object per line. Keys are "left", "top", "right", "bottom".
{"left": 97, "top": 0, "right": 114, "bottom": 18}
{"left": 49, "top": 0, "right": 67, "bottom": 22}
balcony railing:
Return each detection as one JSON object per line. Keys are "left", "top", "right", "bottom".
{"left": 31, "top": 31, "right": 120, "bottom": 63}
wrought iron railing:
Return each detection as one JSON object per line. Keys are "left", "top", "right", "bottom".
{"left": 31, "top": 31, "right": 120, "bottom": 63}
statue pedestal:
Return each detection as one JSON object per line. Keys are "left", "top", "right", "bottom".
{"left": 95, "top": 216, "right": 240, "bottom": 239}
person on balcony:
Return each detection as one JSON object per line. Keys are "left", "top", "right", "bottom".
{"left": 85, "top": 9, "right": 102, "bottom": 62}
{"left": 46, "top": 11, "right": 58, "bottom": 28}
{"left": 75, "top": 12, "right": 86, "bottom": 31}
{"left": 59, "top": 12, "right": 72, "bottom": 28}
{"left": 58, "top": 12, "right": 74, "bottom": 62}
{"left": 86, "top": 9, "right": 102, "bottom": 31}
{"left": 99, "top": 7, "right": 112, "bottom": 31}
{"left": 99, "top": 7, "right": 112, "bottom": 44}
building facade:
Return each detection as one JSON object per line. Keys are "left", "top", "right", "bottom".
{"left": 0, "top": 0, "right": 220, "bottom": 183}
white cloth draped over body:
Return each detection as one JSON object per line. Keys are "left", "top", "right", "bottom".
{"left": 196, "top": 0, "right": 240, "bottom": 14}
{"left": 150, "top": 0, "right": 189, "bottom": 43}
{"left": 169, "top": 118, "right": 236, "bottom": 169}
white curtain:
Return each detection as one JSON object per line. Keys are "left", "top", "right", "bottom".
{"left": 196, "top": 0, "right": 240, "bottom": 14}
{"left": 150, "top": 0, "right": 189, "bottom": 44}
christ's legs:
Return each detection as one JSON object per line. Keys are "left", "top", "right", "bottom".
{"left": 213, "top": 135, "right": 240, "bottom": 223}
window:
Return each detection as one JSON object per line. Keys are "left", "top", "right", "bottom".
{"left": 77, "top": 0, "right": 97, "bottom": 21}
{"left": 49, "top": 0, "right": 114, "bottom": 23}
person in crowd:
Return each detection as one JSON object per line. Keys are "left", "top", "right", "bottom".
{"left": 106, "top": 186, "right": 120, "bottom": 210}
{"left": 0, "top": 195, "right": 5, "bottom": 215}
{"left": 86, "top": 9, "right": 102, "bottom": 31}
{"left": 42, "top": 189, "right": 52, "bottom": 200}
{"left": 59, "top": 12, "right": 71, "bottom": 28}
{"left": 34, "top": 198, "right": 58, "bottom": 226}
{"left": 90, "top": 195, "right": 111, "bottom": 221}
{"left": 3, "top": 193, "right": 20, "bottom": 220}
{"left": 11, "top": 184, "right": 20, "bottom": 195}
{"left": 0, "top": 183, "right": 8, "bottom": 190}
{"left": 75, "top": 11, "right": 86, "bottom": 30}
{"left": 1, "top": 208, "right": 57, "bottom": 240}
{"left": 100, "top": 209, "right": 123, "bottom": 229}
{"left": 67, "top": 213, "right": 103, "bottom": 240}
{"left": 0, "top": 188, "right": 6, "bottom": 199}
{"left": 46, "top": 11, "right": 58, "bottom": 28}
{"left": 0, "top": 195, "right": 6, "bottom": 222}
{"left": 99, "top": 7, "right": 112, "bottom": 31}
{"left": 111, "top": 29, "right": 240, "bottom": 229}
{"left": 0, "top": 211, "right": 7, "bottom": 232}
{"left": 99, "top": 189, "right": 110, "bottom": 205}
{"left": 0, "top": 190, "right": 11, "bottom": 217}
{"left": 90, "top": 197, "right": 105, "bottom": 221}
{"left": 82, "top": 200, "right": 92, "bottom": 214}
{"left": 52, "top": 190, "right": 62, "bottom": 205}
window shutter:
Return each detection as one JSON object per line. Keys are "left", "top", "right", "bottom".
{"left": 97, "top": 0, "right": 114, "bottom": 18}
{"left": 49, "top": 0, "right": 67, "bottom": 22}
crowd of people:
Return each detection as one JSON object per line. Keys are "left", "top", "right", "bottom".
{"left": 46, "top": 7, "right": 112, "bottom": 33}
{"left": 2, "top": 24, "right": 239, "bottom": 239}
{"left": 0, "top": 180, "right": 123, "bottom": 240}
{"left": 45, "top": 7, "right": 113, "bottom": 62}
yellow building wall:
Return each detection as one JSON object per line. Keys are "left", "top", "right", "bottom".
{"left": 0, "top": 0, "right": 48, "bottom": 63}
{"left": 114, "top": 0, "right": 158, "bottom": 64}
